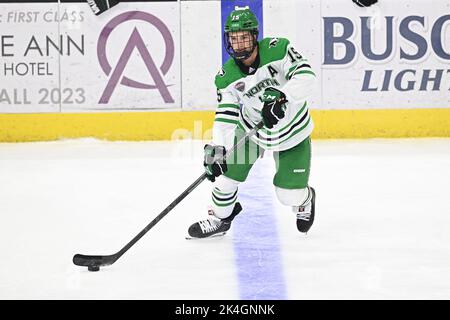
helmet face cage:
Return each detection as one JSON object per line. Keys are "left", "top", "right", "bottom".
{"left": 224, "top": 30, "right": 259, "bottom": 61}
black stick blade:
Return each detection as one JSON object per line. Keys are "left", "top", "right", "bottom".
{"left": 73, "top": 254, "right": 116, "bottom": 267}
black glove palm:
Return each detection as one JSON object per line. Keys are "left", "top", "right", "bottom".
{"left": 352, "top": 0, "right": 378, "bottom": 7}
{"left": 261, "top": 87, "right": 288, "bottom": 129}
{"left": 204, "top": 144, "right": 228, "bottom": 182}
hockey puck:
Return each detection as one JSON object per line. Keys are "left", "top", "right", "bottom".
{"left": 88, "top": 265, "right": 100, "bottom": 272}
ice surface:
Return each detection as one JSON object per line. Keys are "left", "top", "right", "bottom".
{"left": 0, "top": 138, "right": 449, "bottom": 299}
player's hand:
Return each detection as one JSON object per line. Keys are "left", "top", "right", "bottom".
{"left": 352, "top": 0, "right": 378, "bottom": 7}
{"left": 203, "top": 144, "right": 228, "bottom": 182}
{"left": 261, "top": 87, "right": 288, "bottom": 129}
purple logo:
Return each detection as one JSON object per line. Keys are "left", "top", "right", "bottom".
{"left": 235, "top": 81, "right": 245, "bottom": 92}
{"left": 97, "top": 11, "right": 175, "bottom": 104}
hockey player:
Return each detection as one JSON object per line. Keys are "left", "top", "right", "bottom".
{"left": 187, "top": 7, "right": 316, "bottom": 239}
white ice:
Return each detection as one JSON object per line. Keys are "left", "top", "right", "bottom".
{"left": 0, "top": 138, "right": 449, "bottom": 299}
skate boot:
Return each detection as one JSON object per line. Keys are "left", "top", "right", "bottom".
{"left": 187, "top": 202, "right": 242, "bottom": 239}
{"left": 296, "top": 187, "right": 316, "bottom": 233}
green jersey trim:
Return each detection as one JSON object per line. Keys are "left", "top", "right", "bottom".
{"left": 215, "top": 118, "right": 239, "bottom": 125}
{"left": 215, "top": 37, "right": 291, "bottom": 90}
{"left": 258, "top": 37, "right": 290, "bottom": 66}
{"left": 286, "top": 63, "right": 315, "bottom": 80}
{"left": 215, "top": 59, "right": 246, "bottom": 90}
{"left": 290, "top": 70, "right": 316, "bottom": 79}
{"left": 258, "top": 117, "right": 311, "bottom": 148}
{"left": 238, "top": 102, "right": 311, "bottom": 147}
{"left": 218, "top": 104, "right": 240, "bottom": 110}
{"left": 259, "top": 102, "right": 307, "bottom": 136}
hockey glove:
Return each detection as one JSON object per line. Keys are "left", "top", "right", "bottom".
{"left": 86, "top": 0, "right": 120, "bottom": 15}
{"left": 261, "top": 87, "right": 288, "bottom": 129}
{"left": 352, "top": 0, "right": 378, "bottom": 7}
{"left": 204, "top": 144, "right": 228, "bottom": 182}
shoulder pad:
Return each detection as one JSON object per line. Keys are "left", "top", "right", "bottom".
{"left": 259, "top": 37, "right": 291, "bottom": 64}
{"left": 214, "top": 59, "right": 245, "bottom": 89}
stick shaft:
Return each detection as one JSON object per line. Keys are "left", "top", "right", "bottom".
{"left": 74, "top": 121, "right": 264, "bottom": 267}
{"left": 115, "top": 121, "right": 264, "bottom": 259}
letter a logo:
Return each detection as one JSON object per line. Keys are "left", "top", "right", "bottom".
{"left": 97, "top": 11, "right": 175, "bottom": 104}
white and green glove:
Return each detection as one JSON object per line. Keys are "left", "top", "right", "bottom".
{"left": 203, "top": 144, "right": 228, "bottom": 182}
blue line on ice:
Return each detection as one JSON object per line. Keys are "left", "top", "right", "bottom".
{"left": 232, "top": 156, "right": 287, "bottom": 299}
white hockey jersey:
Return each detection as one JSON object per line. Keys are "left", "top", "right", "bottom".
{"left": 213, "top": 37, "right": 316, "bottom": 152}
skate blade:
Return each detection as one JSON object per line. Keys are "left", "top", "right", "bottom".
{"left": 185, "top": 232, "right": 227, "bottom": 240}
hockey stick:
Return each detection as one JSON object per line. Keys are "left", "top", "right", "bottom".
{"left": 86, "top": 0, "right": 120, "bottom": 16}
{"left": 73, "top": 121, "right": 265, "bottom": 271}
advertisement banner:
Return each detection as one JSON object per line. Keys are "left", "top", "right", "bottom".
{"left": 320, "top": 0, "right": 450, "bottom": 109}
{"left": 0, "top": 0, "right": 180, "bottom": 113}
{"left": 0, "top": 2, "right": 60, "bottom": 113}
{"left": 1, "top": 0, "right": 448, "bottom": 114}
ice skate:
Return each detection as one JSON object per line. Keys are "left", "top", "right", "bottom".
{"left": 296, "top": 187, "right": 316, "bottom": 233}
{"left": 187, "top": 202, "right": 242, "bottom": 239}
